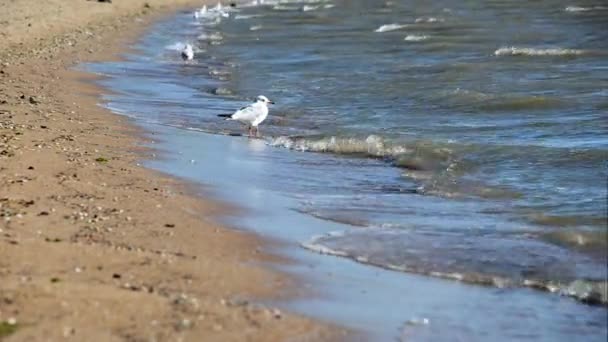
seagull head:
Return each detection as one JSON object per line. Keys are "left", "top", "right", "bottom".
{"left": 256, "top": 95, "right": 275, "bottom": 105}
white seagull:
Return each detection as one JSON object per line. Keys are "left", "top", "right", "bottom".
{"left": 193, "top": 5, "right": 207, "bottom": 19}
{"left": 181, "top": 44, "right": 194, "bottom": 61}
{"left": 218, "top": 95, "right": 274, "bottom": 137}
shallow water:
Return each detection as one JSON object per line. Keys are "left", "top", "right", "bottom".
{"left": 86, "top": 0, "right": 607, "bottom": 339}
{"left": 143, "top": 124, "right": 607, "bottom": 341}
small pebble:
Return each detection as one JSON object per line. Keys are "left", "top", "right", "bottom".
{"left": 272, "top": 308, "right": 282, "bottom": 319}
{"left": 179, "top": 318, "right": 191, "bottom": 329}
{"left": 62, "top": 326, "right": 74, "bottom": 337}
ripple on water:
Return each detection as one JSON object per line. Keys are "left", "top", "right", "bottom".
{"left": 404, "top": 34, "right": 429, "bottom": 42}
{"left": 374, "top": 23, "right": 408, "bottom": 32}
{"left": 494, "top": 47, "right": 589, "bottom": 57}
{"left": 303, "top": 228, "right": 608, "bottom": 306}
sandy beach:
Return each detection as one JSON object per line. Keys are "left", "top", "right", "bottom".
{"left": 0, "top": 0, "right": 347, "bottom": 340}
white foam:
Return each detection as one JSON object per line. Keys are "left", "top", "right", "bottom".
{"left": 302, "top": 4, "right": 319, "bottom": 11}
{"left": 201, "top": 17, "right": 222, "bottom": 27}
{"left": 404, "top": 34, "right": 428, "bottom": 42}
{"left": 234, "top": 14, "right": 263, "bottom": 20}
{"left": 565, "top": 5, "right": 588, "bottom": 12}
{"left": 273, "top": 5, "right": 300, "bottom": 11}
{"left": 269, "top": 135, "right": 409, "bottom": 157}
{"left": 565, "top": 5, "right": 607, "bottom": 12}
{"left": 374, "top": 23, "right": 407, "bottom": 33}
{"left": 258, "top": 0, "right": 280, "bottom": 5}
{"left": 301, "top": 232, "right": 349, "bottom": 257}
{"left": 301, "top": 242, "right": 348, "bottom": 256}
{"left": 494, "top": 46, "right": 586, "bottom": 56}
{"left": 239, "top": 0, "right": 260, "bottom": 8}
{"left": 197, "top": 32, "right": 223, "bottom": 41}
{"left": 249, "top": 25, "right": 263, "bottom": 31}
{"left": 414, "top": 17, "right": 444, "bottom": 23}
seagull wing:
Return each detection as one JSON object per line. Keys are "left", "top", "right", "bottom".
{"left": 231, "top": 104, "right": 261, "bottom": 124}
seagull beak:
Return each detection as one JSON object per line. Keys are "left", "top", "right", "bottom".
{"left": 269, "top": 100, "right": 275, "bottom": 104}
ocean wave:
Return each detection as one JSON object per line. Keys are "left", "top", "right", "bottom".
{"left": 269, "top": 135, "right": 411, "bottom": 158}
{"left": 565, "top": 5, "right": 608, "bottom": 12}
{"left": 295, "top": 208, "right": 371, "bottom": 227}
{"left": 267, "top": 134, "right": 605, "bottom": 201}
{"left": 268, "top": 135, "right": 467, "bottom": 174}
{"left": 272, "top": 5, "right": 300, "bottom": 11}
{"left": 303, "top": 230, "right": 608, "bottom": 306}
{"left": 482, "top": 95, "right": 562, "bottom": 112}
{"left": 374, "top": 23, "right": 407, "bottom": 33}
{"left": 448, "top": 88, "right": 564, "bottom": 111}
{"left": 414, "top": 17, "right": 444, "bottom": 23}
{"left": 208, "top": 87, "right": 234, "bottom": 96}
{"left": 530, "top": 213, "right": 608, "bottom": 228}
{"left": 267, "top": 135, "right": 511, "bottom": 199}
{"left": 208, "top": 68, "right": 231, "bottom": 80}
{"left": 415, "top": 178, "right": 523, "bottom": 200}
{"left": 540, "top": 228, "right": 607, "bottom": 257}
{"left": 404, "top": 34, "right": 429, "bottom": 42}
{"left": 234, "top": 14, "right": 264, "bottom": 20}
{"left": 302, "top": 4, "right": 320, "bottom": 11}
{"left": 494, "top": 47, "right": 587, "bottom": 56}
{"left": 201, "top": 16, "right": 222, "bottom": 27}
{"left": 197, "top": 32, "right": 223, "bottom": 41}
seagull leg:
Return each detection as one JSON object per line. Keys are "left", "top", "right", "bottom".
{"left": 254, "top": 126, "right": 260, "bottom": 138}
{"left": 247, "top": 126, "right": 253, "bottom": 137}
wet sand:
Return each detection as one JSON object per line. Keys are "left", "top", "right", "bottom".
{"left": 0, "top": 0, "right": 347, "bottom": 340}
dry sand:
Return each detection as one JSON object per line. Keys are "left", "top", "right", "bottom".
{"left": 0, "top": 1, "right": 349, "bottom": 340}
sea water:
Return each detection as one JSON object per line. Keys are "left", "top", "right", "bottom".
{"left": 86, "top": 0, "right": 607, "bottom": 339}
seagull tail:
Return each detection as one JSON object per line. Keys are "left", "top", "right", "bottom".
{"left": 217, "top": 114, "right": 233, "bottom": 120}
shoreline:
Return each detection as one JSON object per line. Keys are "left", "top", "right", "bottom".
{"left": 87, "top": 4, "right": 608, "bottom": 340}
{"left": 0, "top": 1, "right": 347, "bottom": 340}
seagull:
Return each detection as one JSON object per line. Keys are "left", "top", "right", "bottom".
{"left": 181, "top": 44, "right": 194, "bottom": 61}
{"left": 218, "top": 95, "right": 274, "bottom": 137}
{"left": 212, "top": 2, "right": 231, "bottom": 17}
{"left": 193, "top": 5, "right": 207, "bottom": 18}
